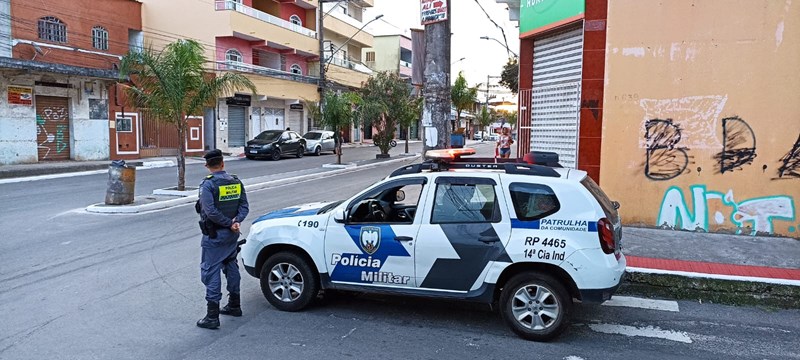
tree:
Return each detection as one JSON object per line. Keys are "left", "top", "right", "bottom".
{"left": 505, "top": 110, "right": 518, "bottom": 134}
{"left": 359, "top": 71, "right": 418, "bottom": 157}
{"left": 450, "top": 71, "right": 479, "bottom": 132}
{"left": 398, "top": 94, "right": 423, "bottom": 154}
{"left": 499, "top": 58, "right": 519, "bottom": 95}
{"left": 476, "top": 105, "right": 493, "bottom": 141}
{"left": 320, "top": 90, "right": 361, "bottom": 164}
{"left": 302, "top": 98, "right": 322, "bottom": 129}
{"left": 119, "top": 40, "right": 255, "bottom": 191}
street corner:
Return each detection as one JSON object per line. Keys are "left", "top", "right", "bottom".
{"left": 85, "top": 193, "right": 197, "bottom": 214}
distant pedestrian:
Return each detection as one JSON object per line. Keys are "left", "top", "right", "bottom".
{"left": 496, "top": 128, "right": 513, "bottom": 159}
{"left": 286, "top": 127, "right": 291, "bottom": 131}
{"left": 195, "top": 149, "right": 249, "bottom": 329}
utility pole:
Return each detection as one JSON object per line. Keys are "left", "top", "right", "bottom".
{"left": 421, "top": 1, "right": 451, "bottom": 152}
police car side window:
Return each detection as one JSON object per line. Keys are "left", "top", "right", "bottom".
{"left": 509, "top": 183, "right": 560, "bottom": 221}
{"left": 431, "top": 180, "right": 500, "bottom": 224}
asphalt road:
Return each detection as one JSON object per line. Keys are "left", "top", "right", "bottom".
{"left": 0, "top": 142, "right": 797, "bottom": 360}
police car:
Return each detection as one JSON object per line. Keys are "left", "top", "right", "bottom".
{"left": 241, "top": 148, "right": 624, "bottom": 341}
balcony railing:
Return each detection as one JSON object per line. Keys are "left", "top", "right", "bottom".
{"left": 326, "top": 56, "right": 373, "bottom": 74}
{"left": 215, "top": 0, "right": 316, "bottom": 38}
{"left": 217, "top": 60, "right": 319, "bottom": 84}
{"left": 326, "top": 6, "right": 365, "bottom": 30}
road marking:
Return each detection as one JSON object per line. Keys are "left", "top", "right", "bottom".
{"left": 588, "top": 323, "right": 693, "bottom": 343}
{"left": 564, "top": 357, "right": 586, "bottom": 360}
{"left": 0, "top": 170, "right": 107, "bottom": 184}
{"left": 602, "top": 296, "right": 680, "bottom": 312}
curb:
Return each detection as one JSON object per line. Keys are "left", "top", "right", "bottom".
{"left": 620, "top": 270, "right": 800, "bottom": 309}
{"left": 86, "top": 154, "right": 420, "bottom": 214}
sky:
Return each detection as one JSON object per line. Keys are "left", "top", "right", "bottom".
{"left": 364, "top": 0, "right": 520, "bottom": 103}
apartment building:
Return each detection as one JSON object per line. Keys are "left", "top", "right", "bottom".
{"left": 0, "top": 0, "right": 142, "bottom": 164}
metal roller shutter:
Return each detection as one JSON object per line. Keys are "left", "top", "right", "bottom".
{"left": 228, "top": 106, "right": 246, "bottom": 147}
{"left": 531, "top": 26, "right": 584, "bottom": 169}
{"left": 35, "top": 96, "right": 71, "bottom": 161}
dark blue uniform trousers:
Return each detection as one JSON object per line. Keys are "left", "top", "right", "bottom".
{"left": 200, "top": 229, "right": 241, "bottom": 303}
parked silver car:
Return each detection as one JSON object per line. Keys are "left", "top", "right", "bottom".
{"left": 303, "top": 130, "right": 336, "bottom": 156}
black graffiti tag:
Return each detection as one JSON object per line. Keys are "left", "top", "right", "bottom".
{"left": 777, "top": 134, "right": 800, "bottom": 179}
{"left": 644, "top": 119, "right": 689, "bottom": 180}
{"left": 714, "top": 116, "right": 757, "bottom": 174}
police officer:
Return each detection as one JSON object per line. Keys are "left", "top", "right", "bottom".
{"left": 196, "top": 149, "right": 249, "bottom": 329}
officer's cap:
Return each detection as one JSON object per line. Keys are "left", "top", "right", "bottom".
{"left": 204, "top": 149, "right": 223, "bottom": 163}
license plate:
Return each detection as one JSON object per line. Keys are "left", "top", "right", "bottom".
{"left": 249, "top": 150, "right": 257, "bottom": 154}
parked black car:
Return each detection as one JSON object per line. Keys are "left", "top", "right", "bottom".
{"left": 245, "top": 130, "right": 306, "bottom": 161}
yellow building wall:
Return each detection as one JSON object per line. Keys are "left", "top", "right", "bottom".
{"left": 601, "top": 0, "right": 800, "bottom": 237}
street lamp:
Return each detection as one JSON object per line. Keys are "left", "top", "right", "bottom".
{"left": 451, "top": 57, "right": 466, "bottom": 65}
{"left": 479, "top": 36, "right": 518, "bottom": 58}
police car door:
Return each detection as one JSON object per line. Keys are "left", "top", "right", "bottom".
{"left": 414, "top": 174, "right": 513, "bottom": 294}
{"left": 324, "top": 177, "right": 429, "bottom": 289}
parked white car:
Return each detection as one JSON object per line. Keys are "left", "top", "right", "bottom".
{"left": 303, "top": 130, "right": 336, "bottom": 156}
{"left": 241, "top": 148, "right": 624, "bottom": 341}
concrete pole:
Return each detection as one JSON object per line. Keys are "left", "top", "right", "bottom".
{"left": 421, "top": 3, "right": 451, "bottom": 152}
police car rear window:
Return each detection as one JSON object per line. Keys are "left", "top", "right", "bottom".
{"left": 508, "top": 183, "right": 560, "bottom": 221}
{"left": 580, "top": 177, "right": 619, "bottom": 223}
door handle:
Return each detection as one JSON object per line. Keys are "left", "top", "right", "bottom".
{"left": 395, "top": 236, "right": 414, "bottom": 242}
{"left": 479, "top": 236, "right": 500, "bottom": 244}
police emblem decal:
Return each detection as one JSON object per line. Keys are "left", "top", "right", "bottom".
{"left": 359, "top": 226, "right": 381, "bottom": 255}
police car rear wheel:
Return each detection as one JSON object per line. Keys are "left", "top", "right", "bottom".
{"left": 500, "top": 273, "right": 571, "bottom": 342}
{"left": 260, "top": 252, "right": 319, "bottom": 312}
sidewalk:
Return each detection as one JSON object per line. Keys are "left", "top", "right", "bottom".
{"left": 620, "top": 226, "right": 800, "bottom": 308}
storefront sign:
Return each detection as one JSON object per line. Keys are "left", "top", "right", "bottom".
{"left": 520, "top": 0, "right": 584, "bottom": 35}
{"left": 7, "top": 86, "right": 33, "bottom": 106}
{"left": 421, "top": 0, "right": 447, "bottom": 25}
{"left": 226, "top": 93, "right": 251, "bottom": 107}
{"left": 289, "top": 103, "right": 304, "bottom": 111}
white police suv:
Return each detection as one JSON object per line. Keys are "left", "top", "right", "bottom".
{"left": 241, "top": 149, "right": 624, "bottom": 341}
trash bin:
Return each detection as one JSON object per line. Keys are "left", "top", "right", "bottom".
{"left": 105, "top": 160, "right": 136, "bottom": 205}
{"left": 450, "top": 133, "right": 465, "bottom": 148}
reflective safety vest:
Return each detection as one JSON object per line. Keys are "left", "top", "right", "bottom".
{"left": 209, "top": 175, "right": 243, "bottom": 219}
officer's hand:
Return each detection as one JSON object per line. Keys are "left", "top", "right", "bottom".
{"left": 231, "top": 222, "right": 240, "bottom": 233}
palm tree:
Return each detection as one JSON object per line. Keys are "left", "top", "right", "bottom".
{"left": 451, "top": 71, "right": 479, "bottom": 132}
{"left": 119, "top": 40, "right": 255, "bottom": 191}
{"left": 477, "top": 105, "right": 492, "bottom": 141}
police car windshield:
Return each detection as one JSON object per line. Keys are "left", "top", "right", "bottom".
{"left": 303, "top": 132, "right": 321, "bottom": 140}
{"left": 255, "top": 131, "right": 282, "bottom": 141}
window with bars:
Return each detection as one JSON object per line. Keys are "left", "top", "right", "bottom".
{"left": 226, "top": 49, "right": 243, "bottom": 63}
{"left": 38, "top": 16, "right": 67, "bottom": 43}
{"left": 365, "top": 51, "right": 375, "bottom": 62}
{"left": 290, "top": 64, "right": 302, "bottom": 75}
{"left": 92, "top": 26, "right": 109, "bottom": 50}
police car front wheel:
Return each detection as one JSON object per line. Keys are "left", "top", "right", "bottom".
{"left": 499, "top": 272, "right": 571, "bottom": 342}
{"left": 260, "top": 252, "right": 319, "bottom": 312}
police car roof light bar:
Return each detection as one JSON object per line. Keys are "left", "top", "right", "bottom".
{"left": 388, "top": 160, "right": 560, "bottom": 178}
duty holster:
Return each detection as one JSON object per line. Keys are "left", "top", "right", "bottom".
{"left": 198, "top": 218, "right": 219, "bottom": 239}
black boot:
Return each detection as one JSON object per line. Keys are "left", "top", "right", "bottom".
{"left": 220, "top": 293, "right": 242, "bottom": 317}
{"left": 196, "top": 301, "right": 220, "bottom": 329}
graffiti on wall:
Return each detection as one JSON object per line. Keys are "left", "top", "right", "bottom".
{"left": 777, "top": 135, "right": 800, "bottom": 179}
{"left": 36, "top": 106, "right": 69, "bottom": 159}
{"left": 644, "top": 119, "right": 691, "bottom": 180}
{"left": 657, "top": 185, "right": 796, "bottom": 235}
{"left": 640, "top": 96, "right": 799, "bottom": 181}
{"left": 714, "top": 116, "right": 757, "bottom": 174}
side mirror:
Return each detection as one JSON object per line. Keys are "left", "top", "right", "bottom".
{"left": 333, "top": 208, "right": 346, "bottom": 223}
